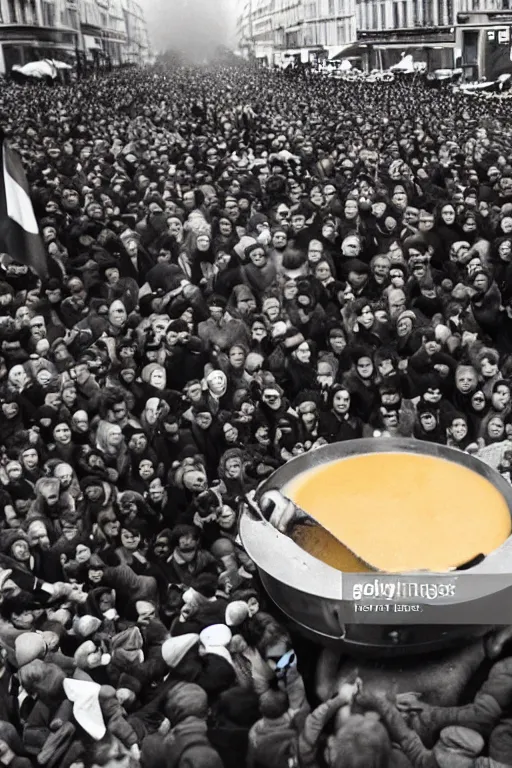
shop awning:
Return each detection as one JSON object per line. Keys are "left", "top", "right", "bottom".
{"left": 328, "top": 42, "right": 366, "bottom": 60}
{"left": 373, "top": 42, "right": 454, "bottom": 49}
{"left": 84, "top": 35, "right": 102, "bottom": 50}
{"left": 326, "top": 46, "right": 346, "bottom": 60}
{"left": 283, "top": 49, "right": 301, "bottom": 57}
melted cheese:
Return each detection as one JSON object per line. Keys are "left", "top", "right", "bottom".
{"left": 284, "top": 452, "right": 511, "bottom": 572}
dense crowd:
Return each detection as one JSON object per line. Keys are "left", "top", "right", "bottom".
{"left": 0, "top": 61, "right": 512, "bottom": 768}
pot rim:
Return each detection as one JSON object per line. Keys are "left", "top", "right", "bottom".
{"left": 239, "top": 438, "right": 512, "bottom": 605}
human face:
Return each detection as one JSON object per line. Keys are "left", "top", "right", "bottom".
{"left": 502, "top": 216, "right": 512, "bottom": 234}
{"left": 107, "top": 425, "right": 123, "bottom": 447}
{"left": 342, "top": 237, "right": 360, "bottom": 257}
{"left": 473, "top": 273, "right": 488, "bottom": 292}
{"left": 145, "top": 398, "right": 161, "bottom": 425}
{"left": 225, "top": 457, "right": 242, "bottom": 479}
{"left": 72, "top": 410, "right": 89, "bottom": 433}
{"left": 468, "top": 392, "right": 485, "bottom": 414}
{"left": 148, "top": 478, "right": 165, "bottom": 503}
{"left": 127, "top": 432, "right": 146, "bottom": 455}
{"left": 249, "top": 247, "right": 266, "bottom": 267}
{"left": 103, "top": 517, "right": 120, "bottom": 539}
{"left": 262, "top": 389, "right": 282, "bottom": 410}
{"left": 373, "top": 257, "right": 390, "bottom": 279}
{"left": 499, "top": 241, "right": 512, "bottom": 261}
{"left": 291, "top": 214, "right": 306, "bottom": 231}
{"left": 28, "top": 521, "right": 50, "bottom": 548}
{"left": 120, "top": 528, "right": 141, "bottom": 552}
{"left": 11, "top": 611, "right": 35, "bottom": 630}
{"left": 419, "top": 213, "right": 434, "bottom": 231}
{"left": 196, "top": 412, "right": 212, "bottom": 429}
{"left": 12, "top": 538, "right": 30, "bottom": 562}
{"left": 105, "top": 267, "right": 119, "bottom": 284}
{"left": 392, "top": 187, "right": 408, "bottom": 209}
{"left": 150, "top": 369, "right": 166, "bottom": 390}
{"left": 295, "top": 342, "right": 311, "bottom": 364}
{"left": 389, "top": 291, "right": 406, "bottom": 318}
{"left": 75, "top": 544, "right": 91, "bottom": 564}
{"left": 493, "top": 384, "right": 510, "bottom": 411}
{"left": 315, "top": 262, "right": 332, "bottom": 282}
{"left": 109, "top": 301, "right": 127, "bottom": 328}
{"left": 456, "top": 367, "right": 477, "bottom": 394}
{"left": 2, "top": 401, "right": 19, "bottom": 419}
{"left": 53, "top": 423, "right": 72, "bottom": 445}
{"left": 219, "top": 218, "right": 232, "bottom": 237}
{"left": 62, "top": 385, "right": 77, "bottom": 407}
{"left": 420, "top": 412, "right": 436, "bottom": 431}
{"left": 153, "top": 535, "right": 170, "bottom": 559}
{"left": 481, "top": 357, "right": 499, "bottom": 378}
{"left": 358, "top": 305, "right": 374, "bottom": 329}
{"left": 344, "top": 199, "right": 358, "bottom": 219}
{"left": 54, "top": 464, "right": 73, "bottom": 489}
{"left": 225, "top": 198, "right": 239, "bottom": 221}
{"left": 223, "top": 423, "right": 238, "bottom": 443}
{"left": 132, "top": 454, "right": 153, "bottom": 480}
{"left": 356, "top": 357, "right": 373, "bottom": 379}
{"left": 30, "top": 317, "right": 46, "bottom": 340}
{"left": 229, "top": 346, "right": 245, "bottom": 369}
{"left": 196, "top": 234, "right": 211, "bottom": 252}
{"left": 272, "top": 231, "right": 288, "bottom": 249}
{"left": 22, "top": 448, "right": 38, "bottom": 471}
{"left": 488, "top": 417, "right": 505, "bottom": 439}
{"left": 208, "top": 372, "right": 226, "bottom": 395}
{"left": 441, "top": 205, "right": 456, "bottom": 225}
{"left": 167, "top": 217, "right": 183, "bottom": 240}
{"left": 333, "top": 389, "right": 350, "bottom": 414}
{"left": 308, "top": 240, "right": 324, "bottom": 265}
{"left": 185, "top": 383, "right": 202, "bottom": 404}
{"left": 329, "top": 332, "right": 346, "bottom": 354}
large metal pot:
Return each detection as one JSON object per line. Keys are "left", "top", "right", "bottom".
{"left": 239, "top": 438, "right": 512, "bottom": 657}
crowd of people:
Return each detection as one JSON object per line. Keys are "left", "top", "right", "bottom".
{"left": 0, "top": 59, "right": 511, "bottom": 768}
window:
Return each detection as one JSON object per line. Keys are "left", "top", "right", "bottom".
{"left": 7, "top": 0, "right": 17, "bottom": 23}
{"left": 337, "top": 20, "right": 346, "bottom": 41}
{"left": 393, "top": 1, "right": 399, "bottom": 26}
{"left": 328, "top": 0, "right": 335, "bottom": 13}
{"left": 372, "top": 2, "right": 378, "bottom": 27}
{"left": 42, "top": 1, "right": 56, "bottom": 26}
{"left": 337, "top": 0, "right": 344, "bottom": 11}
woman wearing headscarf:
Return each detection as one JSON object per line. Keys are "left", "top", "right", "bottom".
{"left": 95, "top": 420, "right": 130, "bottom": 485}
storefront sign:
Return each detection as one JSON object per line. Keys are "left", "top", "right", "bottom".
{"left": 498, "top": 28, "right": 510, "bottom": 44}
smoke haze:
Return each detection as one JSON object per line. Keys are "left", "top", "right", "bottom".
{"left": 141, "top": 0, "right": 238, "bottom": 60}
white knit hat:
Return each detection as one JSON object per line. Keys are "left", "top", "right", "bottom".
{"left": 225, "top": 601, "right": 249, "bottom": 628}
{"left": 161, "top": 634, "right": 199, "bottom": 668}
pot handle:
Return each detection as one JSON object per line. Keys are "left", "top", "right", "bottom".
{"left": 242, "top": 491, "right": 267, "bottom": 522}
{"left": 332, "top": 608, "right": 347, "bottom": 640}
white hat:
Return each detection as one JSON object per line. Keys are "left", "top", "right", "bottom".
{"left": 161, "top": 634, "right": 199, "bottom": 668}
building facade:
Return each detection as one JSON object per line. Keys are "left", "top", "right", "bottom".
{"left": 238, "top": 0, "right": 512, "bottom": 77}
{"left": 0, "top": 0, "right": 149, "bottom": 75}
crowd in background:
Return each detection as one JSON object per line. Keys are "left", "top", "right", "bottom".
{"left": 0, "top": 63, "right": 511, "bottom": 767}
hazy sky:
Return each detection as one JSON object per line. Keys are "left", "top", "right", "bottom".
{"left": 140, "top": 0, "right": 238, "bottom": 58}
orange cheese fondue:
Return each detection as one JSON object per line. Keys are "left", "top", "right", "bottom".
{"left": 284, "top": 452, "right": 511, "bottom": 573}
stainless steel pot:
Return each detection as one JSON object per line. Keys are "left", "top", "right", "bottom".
{"left": 239, "top": 438, "right": 512, "bottom": 657}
